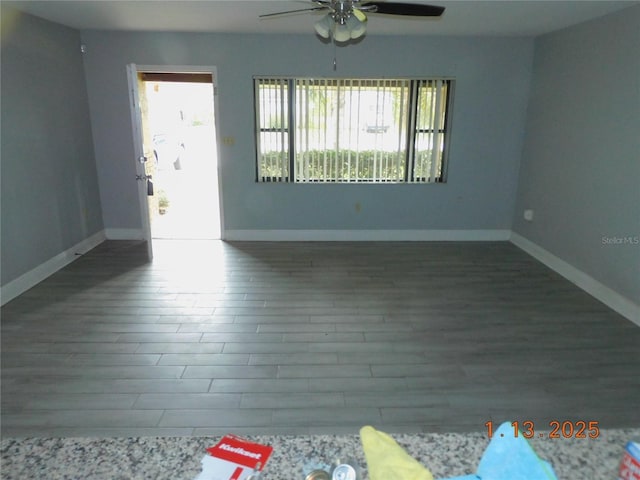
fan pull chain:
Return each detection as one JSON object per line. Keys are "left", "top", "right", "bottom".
{"left": 333, "top": 36, "right": 338, "bottom": 71}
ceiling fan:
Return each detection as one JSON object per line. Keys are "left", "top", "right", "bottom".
{"left": 260, "top": 0, "right": 445, "bottom": 43}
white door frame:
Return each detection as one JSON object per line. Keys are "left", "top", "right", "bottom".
{"left": 126, "top": 63, "right": 154, "bottom": 259}
{"left": 126, "top": 64, "right": 225, "bottom": 258}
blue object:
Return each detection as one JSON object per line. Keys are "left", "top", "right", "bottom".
{"left": 440, "top": 422, "right": 557, "bottom": 480}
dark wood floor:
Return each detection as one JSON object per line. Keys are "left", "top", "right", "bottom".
{"left": 2, "top": 239, "right": 639, "bottom": 438}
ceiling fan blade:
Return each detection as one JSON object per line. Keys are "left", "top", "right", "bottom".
{"left": 364, "top": 2, "right": 445, "bottom": 17}
{"left": 259, "top": 6, "right": 327, "bottom": 18}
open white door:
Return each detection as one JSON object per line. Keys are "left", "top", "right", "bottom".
{"left": 127, "top": 63, "right": 154, "bottom": 260}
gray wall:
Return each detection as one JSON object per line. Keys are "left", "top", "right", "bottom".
{"left": 80, "top": 31, "right": 534, "bottom": 233}
{"left": 513, "top": 6, "right": 640, "bottom": 304}
{"left": 1, "top": 8, "right": 104, "bottom": 286}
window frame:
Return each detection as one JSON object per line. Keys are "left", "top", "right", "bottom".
{"left": 254, "top": 76, "right": 454, "bottom": 184}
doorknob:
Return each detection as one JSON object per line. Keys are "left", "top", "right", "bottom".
{"left": 138, "top": 155, "right": 148, "bottom": 164}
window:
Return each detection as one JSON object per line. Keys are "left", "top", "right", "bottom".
{"left": 255, "top": 77, "right": 453, "bottom": 183}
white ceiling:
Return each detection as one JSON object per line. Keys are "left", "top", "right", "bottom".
{"left": 4, "top": 0, "right": 639, "bottom": 37}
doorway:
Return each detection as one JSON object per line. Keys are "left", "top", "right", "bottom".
{"left": 136, "top": 71, "right": 221, "bottom": 243}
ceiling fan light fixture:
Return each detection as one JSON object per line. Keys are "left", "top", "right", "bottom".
{"left": 314, "top": 14, "right": 333, "bottom": 38}
{"left": 353, "top": 8, "right": 367, "bottom": 22}
{"left": 333, "top": 22, "right": 351, "bottom": 42}
{"left": 262, "top": 1, "right": 445, "bottom": 45}
{"left": 346, "top": 14, "right": 366, "bottom": 39}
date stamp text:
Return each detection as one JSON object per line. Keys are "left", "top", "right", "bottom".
{"left": 485, "top": 420, "right": 600, "bottom": 439}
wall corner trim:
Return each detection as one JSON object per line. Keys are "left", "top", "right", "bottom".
{"left": 1, "top": 230, "right": 107, "bottom": 306}
{"left": 510, "top": 231, "right": 640, "bottom": 326}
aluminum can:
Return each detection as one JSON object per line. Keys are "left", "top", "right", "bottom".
{"left": 331, "top": 463, "right": 357, "bottom": 480}
{"left": 305, "top": 469, "right": 331, "bottom": 480}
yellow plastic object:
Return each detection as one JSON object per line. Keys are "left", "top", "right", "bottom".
{"left": 360, "top": 426, "right": 434, "bottom": 480}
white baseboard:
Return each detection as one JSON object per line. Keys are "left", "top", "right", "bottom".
{"left": 104, "top": 228, "right": 145, "bottom": 240}
{"left": 1, "top": 230, "right": 106, "bottom": 306}
{"left": 510, "top": 232, "right": 640, "bottom": 326}
{"left": 224, "top": 229, "right": 512, "bottom": 242}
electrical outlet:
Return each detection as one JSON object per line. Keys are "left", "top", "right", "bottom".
{"left": 524, "top": 209, "right": 534, "bottom": 221}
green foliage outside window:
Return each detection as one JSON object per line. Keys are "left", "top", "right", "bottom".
{"left": 260, "top": 149, "right": 412, "bottom": 182}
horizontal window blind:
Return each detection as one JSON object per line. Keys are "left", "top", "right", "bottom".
{"left": 255, "top": 77, "right": 453, "bottom": 184}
